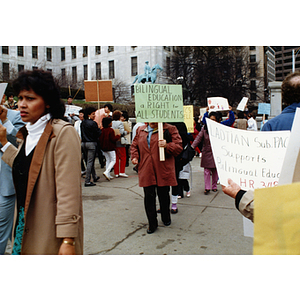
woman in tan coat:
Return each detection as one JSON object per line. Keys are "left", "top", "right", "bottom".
{"left": 0, "top": 70, "right": 83, "bottom": 255}
{"left": 131, "top": 122, "right": 182, "bottom": 234}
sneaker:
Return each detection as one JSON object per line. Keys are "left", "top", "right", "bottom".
{"left": 109, "top": 175, "right": 114, "bottom": 179}
{"left": 119, "top": 173, "right": 128, "bottom": 178}
{"left": 103, "top": 172, "right": 110, "bottom": 181}
{"left": 115, "top": 174, "right": 119, "bottom": 178}
{"left": 186, "top": 191, "right": 191, "bottom": 198}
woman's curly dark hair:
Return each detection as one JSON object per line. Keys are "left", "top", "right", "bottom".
{"left": 13, "top": 69, "right": 65, "bottom": 119}
{"left": 281, "top": 71, "right": 300, "bottom": 105}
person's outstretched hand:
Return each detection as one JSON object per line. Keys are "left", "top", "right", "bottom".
{"left": 222, "top": 178, "right": 241, "bottom": 199}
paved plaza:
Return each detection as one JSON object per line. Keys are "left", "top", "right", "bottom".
{"left": 4, "top": 156, "right": 253, "bottom": 255}
{"left": 82, "top": 156, "right": 253, "bottom": 255}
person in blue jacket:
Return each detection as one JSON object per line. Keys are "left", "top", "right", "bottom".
{"left": 262, "top": 71, "right": 300, "bottom": 131}
{"left": 202, "top": 105, "right": 235, "bottom": 127}
{"left": 0, "top": 106, "right": 25, "bottom": 254}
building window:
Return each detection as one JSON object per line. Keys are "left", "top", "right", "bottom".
{"left": 47, "top": 48, "right": 52, "bottom": 62}
{"left": 61, "top": 68, "right": 66, "bottom": 85}
{"left": 47, "top": 69, "right": 52, "bottom": 73}
{"left": 17, "top": 46, "right": 24, "bottom": 57}
{"left": 3, "top": 63, "right": 9, "bottom": 81}
{"left": 109, "top": 60, "right": 114, "bottom": 79}
{"left": 32, "top": 66, "right": 38, "bottom": 70}
{"left": 96, "top": 63, "right": 101, "bottom": 80}
{"left": 72, "top": 66, "right": 77, "bottom": 84}
{"left": 250, "top": 92, "right": 257, "bottom": 100}
{"left": 61, "top": 47, "right": 65, "bottom": 61}
{"left": 2, "top": 46, "right": 9, "bottom": 55}
{"left": 250, "top": 66, "right": 256, "bottom": 78}
{"left": 84, "top": 64, "right": 88, "bottom": 80}
{"left": 250, "top": 54, "right": 256, "bottom": 63}
{"left": 18, "top": 65, "right": 24, "bottom": 73}
{"left": 71, "top": 46, "right": 76, "bottom": 59}
{"left": 83, "top": 46, "right": 88, "bottom": 57}
{"left": 95, "top": 46, "right": 101, "bottom": 55}
{"left": 250, "top": 46, "right": 256, "bottom": 50}
{"left": 131, "top": 57, "right": 137, "bottom": 76}
{"left": 32, "top": 46, "right": 38, "bottom": 59}
{"left": 250, "top": 80, "right": 256, "bottom": 90}
{"left": 108, "top": 46, "right": 114, "bottom": 53}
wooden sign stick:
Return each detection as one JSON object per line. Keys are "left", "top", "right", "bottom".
{"left": 158, "top": 122, "right": 165, "bottom": 161}
{"left": 73, "top": 85, "right": 82, "bottom": 101}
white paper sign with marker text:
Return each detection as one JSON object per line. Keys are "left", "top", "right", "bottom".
{"left": 206, "top": 118, "right": 290, "bottom": 190}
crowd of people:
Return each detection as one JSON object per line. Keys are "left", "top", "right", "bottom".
{"left": 1, "top": 68, "right": 300, "bottom": 254}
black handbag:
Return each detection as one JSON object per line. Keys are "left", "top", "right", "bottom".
{"left": 181, "top": 143, "right": 195, "bottom": 164}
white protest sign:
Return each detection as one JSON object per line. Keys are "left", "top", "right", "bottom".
{"left": 64, "top": 104, "right": 82, "bottom": 117}
{"left": 237, "top": 97, "right": 248, "bottom": 111}
{"left": 206, "top": 118, "right": 290, "bottom": 189}
{"left": 200, "top": 108, "right": 207, "bottom": 120}
{"left": 0, "top": 83, "right": 8, "bottom": 101}
{"left": 279, "top": 108, "right": 300, "bottom": 185}
{"left": 207, "top": 97, "right": 229, "bottom": 112}
{"left": 206, "top": 118, "right": 290, "bottom": 237}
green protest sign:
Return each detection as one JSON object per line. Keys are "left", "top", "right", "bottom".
{"left": 134, "top": 84, "right": 184, "bottom": 122}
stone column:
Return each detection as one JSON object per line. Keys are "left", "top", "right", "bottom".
{"left": 268, "top": 81, "right": 282, "bottom": 117}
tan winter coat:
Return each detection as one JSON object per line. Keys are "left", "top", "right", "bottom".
{"left": 2, "top": 119, "right": 83, "bottom": 254}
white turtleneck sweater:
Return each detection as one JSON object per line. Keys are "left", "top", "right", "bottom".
{"left": 25, "top": 113, "right": 51, "bottom": 156}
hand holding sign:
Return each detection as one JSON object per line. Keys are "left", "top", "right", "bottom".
{"left": 207, "top": 97, "right": 229, "bottom": 112}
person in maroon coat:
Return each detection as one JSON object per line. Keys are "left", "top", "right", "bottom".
{"left": 131, "top": 122, "right": 182, "bottom": 234}
{"left": 99, "top": 117, "right": 120, "bottom": 180}
{"left": 192, "top": 112, "right": 219, "bottom": 195}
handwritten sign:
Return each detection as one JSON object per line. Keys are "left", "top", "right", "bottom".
{"left": 253, "top": 182, "right": 300, "bottom": 254}
{"left": 258, "top": 103, "right": 271, "bottom": 115}
{"left": 0, "top": 83, "right": 8, "bottom": 100}
{"left": 237, "top": 97, "right": 248, "bottom": 111}
{"left": 207, "top": 97, "right": 229, "bottom": 112}
{"left": 184, "top": 105, "right": 194, "bottom": 133}
{"left": 64, "top": 104, "right": 82, "bottom": 117}
{"left": 206, "top": 118, "right": 290, "bottom": 190}
{"left": 207, "top": 119, "right": 291, "bottom": 237}
{"left": 134, "top": 84, "right": 184, "bottom": 122}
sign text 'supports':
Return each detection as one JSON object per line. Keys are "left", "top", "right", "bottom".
{"left": 134, "top": 84, "right": 184, "bottom": 123}
{"left": 206, "top": 118, "right": 291, "bottom": 190}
